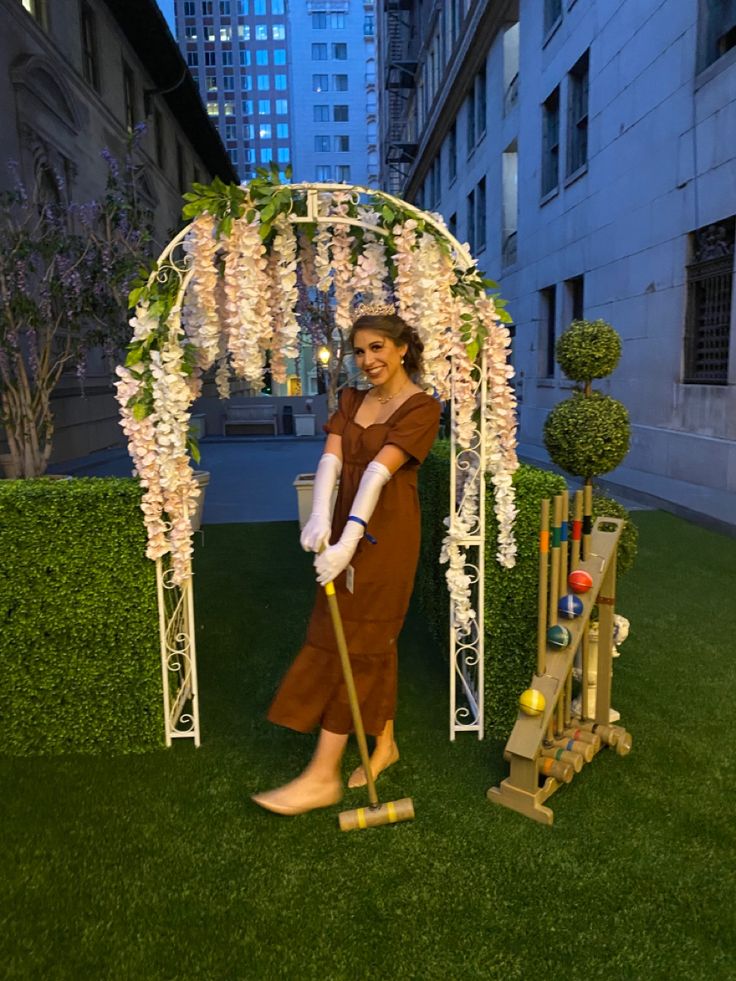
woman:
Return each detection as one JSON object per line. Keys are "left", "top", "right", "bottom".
{"left": 252, "top": 306, "right": 441, "bottom": 816}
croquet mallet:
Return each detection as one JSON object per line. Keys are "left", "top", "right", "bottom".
{"left": 322, "top": 578, "right": 414, "bottom": 831}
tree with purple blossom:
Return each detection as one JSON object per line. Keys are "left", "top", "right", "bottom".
{"left": 0, "top": 139, "right": 154, "bottom": 477}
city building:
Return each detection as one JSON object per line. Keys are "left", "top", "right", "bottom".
{"left": 377, "top": 0, "right": 736, "bottom": 527}
{"left": 288, "top": 0, "right": 379, "bottom": 188}
{"left": 0, "top": 0, "right": 236, "bottom": 465}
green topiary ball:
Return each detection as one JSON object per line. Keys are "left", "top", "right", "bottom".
{"left": 591, "top": 493, "right": 639, "bottom": 578}
{"left": 556, "top": 319, "right": 622, "bottom": 381}
{"left": 544, "top": 392, "right": 630, "bottom": 478}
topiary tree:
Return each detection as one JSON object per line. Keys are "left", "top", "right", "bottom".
{"left": 544, "top": 318, "right": 630, "bottom": 484}
{"left": 544, "top": 317, "right": 637, "bottom": 576}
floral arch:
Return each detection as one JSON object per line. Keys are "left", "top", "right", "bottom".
{"left": 115, "top": 174, "right": 519, "bottom": 747}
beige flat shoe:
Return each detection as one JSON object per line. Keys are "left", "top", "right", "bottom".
{"left": 251, "top": 785, "right": 342, "bottom": 816}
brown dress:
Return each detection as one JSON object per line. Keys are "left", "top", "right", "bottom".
{"left": 267, "top": 386, "right": 442, "bottom": 736}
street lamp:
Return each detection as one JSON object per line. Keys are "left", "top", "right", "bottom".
{"left": 317, "top": 345, "right": 330, "bottom": 394}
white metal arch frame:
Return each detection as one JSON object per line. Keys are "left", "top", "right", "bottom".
{"left": 150, "top": 183, "right": 489, "bottom": 746}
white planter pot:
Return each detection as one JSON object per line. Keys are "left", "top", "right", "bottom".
{"left": 293, "top": 473, "right": 338, "bottom": 529}
{"left": 192, "top": 470, "right": 210, "bottom": 533}
{"left": 293, "top": 413, "right": 316, "bottom": 437}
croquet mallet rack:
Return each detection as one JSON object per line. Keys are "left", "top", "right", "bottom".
{"left": 488, "top": 489, "right": 631, "bottom": 825}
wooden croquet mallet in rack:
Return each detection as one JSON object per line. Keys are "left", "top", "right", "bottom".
{"left": 488, "top": 487, "right": 633, "bottom": 825}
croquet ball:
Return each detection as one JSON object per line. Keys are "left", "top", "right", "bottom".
{"left": 558, "top": 594, "right": 584, "bottom": 619}
{"left": 547, "top": 624, "right": 572, "bottom": 648}
{"left": 519, "top": 688, "right": 546, "bottom": 717}
{"left": 568, "top": 569, "right": 593, "bottom": 594}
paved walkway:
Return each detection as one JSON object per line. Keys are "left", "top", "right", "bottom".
{"left": 50, "top": 437, "right": 325, "bottom": 524}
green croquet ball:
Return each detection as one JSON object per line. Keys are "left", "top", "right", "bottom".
{"left": 547, "top": 624, "right": 572, "bottom": 648}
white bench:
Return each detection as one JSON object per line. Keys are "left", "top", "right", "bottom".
{"left": 223, "top": 403, "right": 278, "bottom": 436}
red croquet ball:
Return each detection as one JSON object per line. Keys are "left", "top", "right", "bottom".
{"left": 568, "top": 569, "right": 593, "bottom": 594}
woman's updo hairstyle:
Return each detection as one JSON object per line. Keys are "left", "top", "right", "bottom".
{"left": 349, "top": 312, "right": 424, "bottom": 379}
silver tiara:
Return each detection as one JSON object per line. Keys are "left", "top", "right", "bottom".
{"left": 352, "top": 301, "right": 396, "bottom": 323}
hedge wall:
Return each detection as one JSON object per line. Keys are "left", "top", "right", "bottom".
{"left": 0, "top": 478, "right": 163, "bottom": 755}
{"left": 418, "top": 447, "right": 566, "bottom": 740}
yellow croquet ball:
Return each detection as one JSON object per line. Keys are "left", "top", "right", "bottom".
{"left": 519, "top": 688, "right": 546, "bottom": 717}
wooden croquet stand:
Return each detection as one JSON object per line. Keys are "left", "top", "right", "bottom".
{"left": 488, "top": 512, "right": 628, "bottom": 825}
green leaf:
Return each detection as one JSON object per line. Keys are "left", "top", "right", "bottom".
{"left": 125, "top": 346, "right": 143, "bottom": 367}
{"left": 132, "top": 402, "right": 150, "bottom": 422}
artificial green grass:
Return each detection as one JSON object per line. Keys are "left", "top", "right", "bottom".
{"left": 1, "top": 513, "right": 734, "bottom": 979}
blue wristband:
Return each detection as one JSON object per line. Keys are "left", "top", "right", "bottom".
{"left": 347, "top": 515, "right": 377, "bottom": 544}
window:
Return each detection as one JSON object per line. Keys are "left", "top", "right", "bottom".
{"left": 256, "top": 25, "right": 268, "bottom": 39}
{"left": 222, "top": 51, "right": 233, "bottom": 66}
{"left": 274, "top": 49, "right": 286, "bottom": 64}
{"left": 245, "top": 149, "right": 255, "bottom": 162}
{"left": 254, "top": 0, "right": 266, "bottom": 12}
{"left": 466, "top": 190, "right": 475, "bottom": 254}
{"left": 316, "top": 165, "right": 332, "bottom": 180}
{"left": 184, "top": 1, "right": 195, "bottom": 13}
{"left": 334, "top": 74, "right": 348, "bottom": 91}
{"left": 220, "top": 26, "right": 232, "bottom": 41}
{"left": 276, "top": 122, "right": 288, "bottom": 138}
{"left": 336, "top": 165, "right": 351, "bottom": 182}
{"left": 220, "top": 0, "right": 230, "bottom": 12}
{"left": 466, "top": 87, "right": 476, "bottom": 155}
{"left": 258, "top": 99, "right": 270, "bottom": 115}
{"left": 242, "top": 74, "right": 253, "bottom": 90}
{"left": 503, "top": 22, "right": 520, "bottom": 114}
{"left": 259, "top": 123, "right": 272, "bottom": 139}
{"left": 544, "top": 0, "right": 562, "bottom": 36}
{"left": 566, "top": 275, "right": 585, "bottom": 324}
{"left": 225, "top": 123, "right": 237, "bottom": 141}
{"left": 335, "top": 135, "right": 350, "bottom": 152}
{"left": 272, "top": 0, "right": 285, "bottom": 11}
{"left": 205, "top": 73, "right": 217, "bottom": 90}
{"left": 315, "top": 135, "right": 331, "bottom": 152}
{"left": 261, "top": 148, "right": 273, "bottom": 163}
{"left": 313, "top": 74, "right": 328, "bottom": 92}
{"left": 228, "top": 147, "right": 238, "bottom": 164}
{"left": 238, "top": 0, "right": 248, "bottom": 11}
{"left": 275, "top": 99, "right": 288, "bottom": 114}
{"left": 274, "top": 75, "right": 287, "bottom": 90}
{"left": 448, "top": 121, "right": 457, "bottom": 182}
{"left": 333, "top": 105, "right": 348, "bottom": 122}
{"left": 541, "top": 86, "right": 560, "bottom": 196}
{"left": 330, "top": 14, "right": 345, "bottom": 28}
{"left": 277, "top": 147, "right": 289, "bottom": 162}
{"left": 684, "top": 217, "right": 734, "bottom": 383}
{"left": 312, "top": 13, "right": 326, "bottom": 29}
{"left": 185, "top": 25, "right": 197, "bottom": 39}
{"left": 176, "top": 140, "right": 186, "bottom": 193}
{"left": 241, "top": 51, "right": 252, "bottom": 67}
{"left": 202, "top": 1, "right": 213, "bottom": 13}
{"left": 567, "top": 50, "right": 589, "bottom": 176}
{"left": 314, "top": 104, "right": 329, "bottom": 122}
{"left": 202, "top": 25, "right": 214, "bottom": 40}
{"left": 697, "top": 0, "right": 736, "bottom": 70}
{"left": 257, "top": 74, "right": 270, "bottom": 90}
{"left": 476, "top": 67, "right": 487, "bottom": 139}
{"left": 272, "top": 24, "right": 285, "bottom": 40}
{"left": 80, "top": 3, "right": 99, "bottom": 90}
{"left": 312, "top": 43, "right": 328, "bottom": 60}
{"left": 205, "top": 52, "right": 216, "bottom": 67}
{"left": 244, "top": 124, "right": 255, "bottom": 139}
{"left": 244, "top": 99, "right": 253, "bottom": 114}
{"left": 364, "top": 15, "right": 375, "bottom": 36}
{"left": 223, "top": 101, "right": 235, "bottom": 115}
{"left": 448, "top": 213, "right": 457, "bottom": 237}
{"left": 333, "top": 43, "right": 348, "bottom": 60}
{"left": 122, "top": 61, "right": 136, "bottom": 133}
{"left": 502, "top": 143, "right": 518, "bottom": 267}
{"left": 540, "top": 286, "right": 557, "bottom": 378}
{"left": 154, "top": 109, "right": 166, "bottom": 169}
{"left": 256, "top": 50, "right": 269, "bottom": 65}
{"left": 187, "top": 52, "right": 199, "bottom": 67}
{"left": 476, "top": 177, "right": 486, "bottom": 251}
{"left": 240, "top": 25, "right": 251, "bottom": 40}
{"left": 223, "top": 72, "right": 234, "bottom": 91}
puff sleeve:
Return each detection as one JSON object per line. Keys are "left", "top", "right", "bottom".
{"left": 322, "top": 387, "right": 354, "bottom": 436}
{"left": 385, "top": 396, "right": 442, "bottom": 465}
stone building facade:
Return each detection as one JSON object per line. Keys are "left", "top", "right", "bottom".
{"left": 0, "top": 0, "right": 236, "bottom": 466}
{"left": 378, "top": 0, "right": 736, "bottom": 527}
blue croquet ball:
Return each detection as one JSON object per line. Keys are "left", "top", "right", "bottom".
{"left": 547, "top": 624, "right": 572, "bottom": 648}
{"left": 568, "top": 569, "right": 593, "bottom": 594}
{"left": 558, "top": 594, "right": 584, "bottom": 619}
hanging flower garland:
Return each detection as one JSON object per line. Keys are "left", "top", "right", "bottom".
{"left": 118, "top": 170, "right": 518, "bottom": 592}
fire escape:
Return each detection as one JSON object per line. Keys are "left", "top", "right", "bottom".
{"left": 384, "top": 0, "right": 417, "bottom": 195}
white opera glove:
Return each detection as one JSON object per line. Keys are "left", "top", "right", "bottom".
{"left": 300, "top": 452, "right": 342, "bottom": 552}
{"left": 314, "top": 460, "right": 391, "bottom": 586}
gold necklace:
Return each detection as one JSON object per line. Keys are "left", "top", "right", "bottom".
{"left": 371, "top": 378, "right": 409, "bottom": 405}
